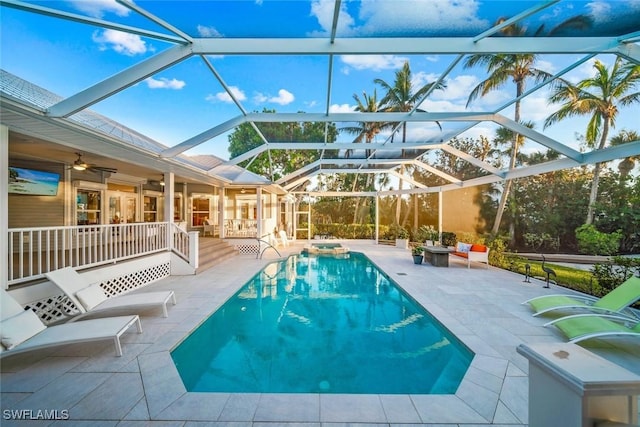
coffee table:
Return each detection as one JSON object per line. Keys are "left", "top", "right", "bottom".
{"left": 422, "top": 246, "right": 453, "bottom": 267}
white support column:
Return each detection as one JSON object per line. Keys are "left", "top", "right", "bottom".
{"left": 375, "top": 195, "right": 379, "bottom": 244}
{"left": 1, "top": 125, "right": 8, "bottom": 289}
{"left": 219, "top": 186, "right": 226, "bottom": 238}
{"left": 256, "top": 187, "right": 263, "bottom": 238}
{"left": 163, "top": 172, "right": 175, "bottom": 249}
{"left": 307, "top": 195, "right": 311, "bottom": 242}
{"left": 438, "top": 190, "right": 443, "bottom": 244}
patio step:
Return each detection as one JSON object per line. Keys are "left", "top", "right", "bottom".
{"left": 197, "top": 237, "right": 238, "bottom": 273}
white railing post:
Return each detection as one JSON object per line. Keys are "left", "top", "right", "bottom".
{"left": 188, "top": 231, "right": 199, "bottom": 269}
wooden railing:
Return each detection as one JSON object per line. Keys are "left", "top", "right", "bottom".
{"left": 8, "top": 222, "right": 175, "bottom": 285}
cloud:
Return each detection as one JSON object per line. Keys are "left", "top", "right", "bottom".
{"left": 310, "top": 0, "right": 487, "bottom": 37}
{"left": 309, "top": 0, "right": 357, "bottom": 37}
{"left": 207, "top": 86, "right": 247, "bottom": 103}
{"left": 586, "top": 0, "right": 612, "bottom": 23}
{"left": 521, "top": 94, "right": 554, "bottom": 122}
{"left": 433, "top": 75, "right": 479, "bottom": 101}
{"left": 356, "top": 0, "right": 487, "bottom": 35}
{"left": 92, "top": 29, "right": 149, "bottom": 56}
{"left": 197, "top": 25, "right": 223, "bottom": 38}
{"left": 145, "top": 77, "right": 186, "bottom": 90}
{"left": 69, "top": 0, "right": 130, "bottom": 18}
{"left": 268, "top": 89, "right": 295, "bottom": 105}
{"left": 340, "top": 55, "right": 408, "bottom": 72}
{"left": 329, "top": 103, "right": 356, "bottom": 113}
{"left": 419, "top": 99, "right": 468, "bottom": 113}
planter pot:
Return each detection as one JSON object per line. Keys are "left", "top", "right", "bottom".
{"left": 396, "top": 238, "right": 409, "bottom": 249}
{"left": 413, "top": 255, "right": 423, "bottom": 264}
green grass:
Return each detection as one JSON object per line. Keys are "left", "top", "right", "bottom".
{"left": 511, "top": 260, "right": 596, "bottom": 294}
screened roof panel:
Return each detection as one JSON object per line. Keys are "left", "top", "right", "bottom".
{"left": 1, "top": 0, "right": 639, "bottom": 194}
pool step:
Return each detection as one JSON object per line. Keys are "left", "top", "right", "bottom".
{"left": 197, "top": 238, "right": 238, "bottom": 273}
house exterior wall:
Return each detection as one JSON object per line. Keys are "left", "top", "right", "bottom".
{"left": 8, "top": 159, "right": 66, "bottom": 228}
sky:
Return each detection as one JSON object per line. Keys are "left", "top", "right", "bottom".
{"left": 1, "top": 0, "right": 639, "bottom": 162}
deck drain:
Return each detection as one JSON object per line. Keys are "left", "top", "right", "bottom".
{"left": 397, "top": 272, "right": 407, "bottom": 276}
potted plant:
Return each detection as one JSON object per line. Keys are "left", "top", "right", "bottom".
{"left": 411, "top": 246, "right": 424, "bottom": 264}
{"left": 388, "top": 223, "right": 409, "bottom": 249}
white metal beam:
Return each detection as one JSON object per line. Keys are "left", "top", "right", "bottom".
{"left": 191, "top": 36, "right": 623, "bottom": 55}
{"left": 161, "top": 115, "right": 246, "bottom": 158}
{"left": 582, "top": 140, "right": 640, "bottom": 164}
{"left": 116, "top": 0, "right": 193, "bottom": 43}
{"left": 1, "top": 0, "right": 186, "bottom": 44}
{"left": 473, "top": 0, "right": 560, "bottom": 42}
{"left": 244, "top": 111, "right": 492, "bottom": 123}
{"left": 388, "top": 170, "right": 429, "bottom": 189}
{"left": 494, "top": 115, "right": 583, "bottom": 161}
{"left": 411, "top": 160, "right": 462, "bottom": 184}
{"left": 439, "top": 144, "right": 503, "bottom": 176}
{"left": 47, "top": 44, "right": 194, "bottom": 117}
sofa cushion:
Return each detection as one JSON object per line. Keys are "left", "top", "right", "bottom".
{"left": 470, "top": 244, "right": 488, "bottom": 252}
{"left": 452, "top": 251, "right": 469, "bottom": 258}
{"left": 456, "top": 242, "right": 472, "bottom": 253}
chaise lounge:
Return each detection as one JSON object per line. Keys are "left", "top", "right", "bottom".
{"left": 1, "top": 289, "right": 142, "bottom": 358}
{"left": 545, "top": 313, "right": 640, "bottom": 343}
{"left": 522, "top": 275, "right": 640, "bottom": 319}
{"left": 45, "top": 267, "right": 176, "bottom": 321}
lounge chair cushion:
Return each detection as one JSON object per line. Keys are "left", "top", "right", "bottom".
{"left": 470, "top": 244, "right": 488, "bottom": 252}
{"left": 76, "top": 285, "right": 108, "bottom": 310}
{"left": 1, "top": 309, "right": 46, "bottom": 350}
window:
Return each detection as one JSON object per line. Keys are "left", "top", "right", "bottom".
{"left": 77, "top": 189, "right": 101, "bottom": 225}
{"left": 174, "top": 196, "right": 182, "bottom": 221}
{"left": 144, "top": 196, "right": 158, "bottom": 222}
{"left": 192, "top": 196, "right": 211, "bottom": 227}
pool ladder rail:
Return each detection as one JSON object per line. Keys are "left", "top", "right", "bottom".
{"left": 256, "top": 234, "right": 282, "bottom": 259}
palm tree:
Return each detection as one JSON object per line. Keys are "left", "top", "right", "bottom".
{"left": 610, "top": 129, "right": 640, "bottom": 179}
{"left": 341, "top": 90, "right": 387, "bottom": 223}
{"left": 375, "top": 61, "right": 446, "bottom": 226}
{"left": 464, "top": 13, "right": 591, "bottom": 238}
{"left": 464, "top": 26, "right": 555, "bottom": 239}
{"left": 544, "top": 58, "right": 640, "bottom": 224}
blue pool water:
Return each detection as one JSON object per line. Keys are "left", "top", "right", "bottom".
{"left": 171, "top": 252, "right": 474, "bottom": 394}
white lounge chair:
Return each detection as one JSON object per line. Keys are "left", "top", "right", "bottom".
{"left": 1, "top": 290, "right": 141, "bottom": 358}
{"left": 45, "top": 267, "right": 176, "bottom": 320}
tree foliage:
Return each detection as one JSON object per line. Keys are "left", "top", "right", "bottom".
{"left": 228, "top": 108, "right": 338, "bottom": 181}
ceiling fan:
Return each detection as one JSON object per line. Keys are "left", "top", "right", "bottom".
{"left": 70, "top": 153, "right": 118, "bottom": 174}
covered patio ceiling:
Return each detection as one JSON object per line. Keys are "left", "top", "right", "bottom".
{"left": 1, "top": 0, "right": 639, "bottom": 196}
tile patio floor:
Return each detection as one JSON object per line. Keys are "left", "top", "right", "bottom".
{"left": 1, "top": 240, "right": 639, "bottom": 426}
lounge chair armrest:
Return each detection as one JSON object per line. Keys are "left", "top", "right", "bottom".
{"left": 544, "top": 313, "right": 639, "bottom": 327}
{"left": 522, "top": 294, "right": 599, "bottom": 305}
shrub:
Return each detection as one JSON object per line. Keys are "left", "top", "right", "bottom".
{"left": 575, "top": 224, "right": 622, "bottom": 255}
{"left": 591, "top": 256, "right": 640, "bottom": 297}
{"left": 414, "top": 225, "right": 439, "bottom": 243}
{"left": 523, "top": 232, "right": 559, "bottom": 252}
{"left": 485, "top": 236, "right": 508, "bottom": 269}
{"left": 441, "top": 231, "right": 457, "bottom": 247}
{"left": 386, "top": 223, "right": 409, "bottom": 240}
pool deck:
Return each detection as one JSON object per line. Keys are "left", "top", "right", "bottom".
{"left": 2, "top": 240, "right": 639, "bottom": 426}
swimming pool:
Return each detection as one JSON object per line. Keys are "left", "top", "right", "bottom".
{"left": 171, "top": 252, "right": 473, "bottom": 394}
